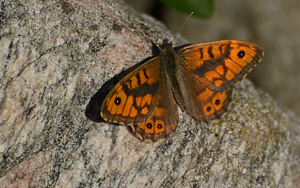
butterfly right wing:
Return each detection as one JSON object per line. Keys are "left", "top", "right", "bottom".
{"left": 171, "top": 40, "right": 263, "bottom": 121}
{"left": 172, "top": 66, "right": 233, "bottom": 122}
{"left": 175, "top": 40, "right": 264, "bottom": 92}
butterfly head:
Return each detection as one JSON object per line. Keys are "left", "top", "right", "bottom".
{"left": 161, "top": 39, "right": 173, "bottom": 51}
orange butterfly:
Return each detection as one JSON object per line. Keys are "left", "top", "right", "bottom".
{"left": 97, "top": 39, "right": 263, "bottom": 142}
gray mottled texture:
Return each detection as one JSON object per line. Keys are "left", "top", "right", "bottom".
{"left": 0, "top": 0, "right": 299, "bottom": 187}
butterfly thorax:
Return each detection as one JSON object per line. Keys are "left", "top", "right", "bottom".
{"left": 160, "top": 39, "right": 176, "bottom": 71}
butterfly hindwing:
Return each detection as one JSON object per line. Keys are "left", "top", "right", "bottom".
{"left": 171, "top": 61, "right": 233, "bottom": 121}
{"left": 132, "top": 74, "right": 178, "bottom": 141}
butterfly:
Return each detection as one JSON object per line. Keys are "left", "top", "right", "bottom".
{"left": 99, "top": 39, "right": 264, "bottom": 142}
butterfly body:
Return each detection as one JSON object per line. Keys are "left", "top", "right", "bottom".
{"left": 100, "top": 39, "right": 263, "bottom": 141}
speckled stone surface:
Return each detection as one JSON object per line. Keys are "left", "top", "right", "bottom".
{"left": 0, "top": 0, "right": 299, "bottom": 187}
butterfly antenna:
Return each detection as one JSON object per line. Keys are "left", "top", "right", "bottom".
{"left": 172, "top": 10, "right": 194, "bottom": 43}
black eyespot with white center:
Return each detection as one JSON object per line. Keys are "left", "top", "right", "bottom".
{"left": 114, "top": 97, "right": 121, "bottom": 105}
{"left": 157, "top": 124, "right": 163, "bottom": 129}
{"left": 238, "top": 50, "right": 245, "bottom": 58}
{"left": 207, "top": 106, "right": 211, "bottom": 112}
{"left": 147, "top": 123, "right": 152, "bottom": 129}
{"left": 215, "top": 99, "right": 220, "bottom": 105}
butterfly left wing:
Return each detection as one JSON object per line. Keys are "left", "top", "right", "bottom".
{"left": 100, "top": 57, "right": 162, "bottom": 125}
{"left": 175, "top": 40, "right": 264, "bottom": 92}
{"left": 131, "top": 74, "right": 178, "bottom": 141}
{"left": 101, "top": 56, "right": 178, "bottom": 141}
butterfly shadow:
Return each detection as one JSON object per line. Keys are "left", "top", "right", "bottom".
{"left": 85, "top": 42, "right": 160, "bottom": 123}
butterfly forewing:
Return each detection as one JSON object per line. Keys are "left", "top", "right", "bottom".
{"left": 176, "top": 40, "right": 264, "bottom": 92}
{"left": 101, "top": 57, "right": 161, "bottom": 125}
